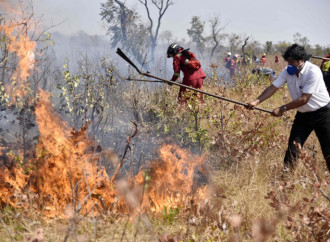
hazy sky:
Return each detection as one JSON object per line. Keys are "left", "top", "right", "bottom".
{"left": 31, "top": 0, "right": 330, "bottom": 46}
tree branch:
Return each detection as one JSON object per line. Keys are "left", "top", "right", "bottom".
{"left": 138, "top": 0, "right": 154, "bottom": 40}
{"left": 241, "top": 36, "right": 249, "bottom": 56}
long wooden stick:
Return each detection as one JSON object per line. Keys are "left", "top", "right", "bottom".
{"left": 116, "top": 48, "right": 272, "bottom": 114}
{"left": 126, "top": 77, "right": 163, "bottom": 83}
{"left": 311, "top": 56, "right": 330, "bottom": 61}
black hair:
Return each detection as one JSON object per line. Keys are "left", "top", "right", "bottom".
{"left": 282, "top": 44, "right": 309, "bottom": 61}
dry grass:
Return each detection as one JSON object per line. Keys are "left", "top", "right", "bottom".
{"left": 1, "top": 57, "right": 329, "bottom": 241}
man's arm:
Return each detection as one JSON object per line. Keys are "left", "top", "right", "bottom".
{"left": 246, "top": 84, "right": 279, "bottom": 109}
{"left": 272, "top": 93, "right": 312, "bottom": 116}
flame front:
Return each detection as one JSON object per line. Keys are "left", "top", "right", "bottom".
{"left": 0, "top": 98, "right": 207, "bottom": 216}
{"left": 31, "top": 91, "right": 117, "bottom": 216}
{"left": 138, "top": 144, "right": 207, "bottom": 213}
{"left": 1, "top": 91, "right": 117, "bottom": 217}
{"left": 0, "top": 0, "right": 207, "bottom": 215}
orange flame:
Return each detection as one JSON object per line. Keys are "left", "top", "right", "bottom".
{"left": 0, "top": 91, "right": 117, "bottom": 217}
{"left": 0, "top": 0, "right": 208, "bottom": 214}
{"left": 0, "top": 165, "right": 28, "bottom": 207}
{"left": 0, "top": 1, "right": 36, "bottom": 101}
{"left": 0, "top": 97, "right": 208, "bottom": 216}
{"left": 31, "top": 91, "right": 117, "bottom": 217}
{"left": 137, "top": 144, "right": 207, "bottom": 213}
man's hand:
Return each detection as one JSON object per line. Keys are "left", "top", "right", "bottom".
{"left": 246, "top": 99, "right": 260, "bottom": 110}
{"left": 271, "top": 107, "right": 284, "bottom": 117}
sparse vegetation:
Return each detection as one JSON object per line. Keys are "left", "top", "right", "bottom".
{"left": 0, "top": 1, "right": 329, "bottom": 242}
{"left": 1, "top": 61, "right": 329, "bottom": 241}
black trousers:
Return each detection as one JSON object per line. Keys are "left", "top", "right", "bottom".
{"left": 284, "top": 103, "right": 330, "bottom": 171}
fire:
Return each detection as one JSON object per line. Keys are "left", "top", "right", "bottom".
{"left": 0, "top": 97, "right": 208, "bottom": 216}
{"left": 1, "top": 90, "right": 117, "bottom": 217}
{"left": 0, "top": 1, "right": 36, "bottom": 101}
{"left": 0, "top": 1, "right": 208, "bottom": 218}
{"left": 31, "top": 91, "right": 117, "bottom": 216}
{"left": 0, "top": 165, "right": 28, "bottom": 207}
{"left": 3, "top": 25, "right": 36, "bottom": 82}
{"left": 137, "top": 144, "right": 207, "bottom": 213}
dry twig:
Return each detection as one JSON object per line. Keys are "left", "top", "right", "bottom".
{"left": 111, "top": 121, "right": 138, "bottom": 183}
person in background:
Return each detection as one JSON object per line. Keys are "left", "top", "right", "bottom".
{"left": 275, "top": 54, "right": 279, "bottom": 64}
{"left": 167, "top": 43, "right": 206, "bottom": 104}
{"left": 320, "top": 54, "right": 330, "bottom": 94}
{"left": 252, "top": 55, "right": 259, "bottom": 64}
{"left": 228, "top": 54, "right": 239, "bottom": 77}
{"left": 223, "top": 52, "right": 231, "bottom": 63}
{"left": 241, "top": 54, "right": 252, "bottom": 65}
{"left": 234, "top": 54, "right": 241, "bottom": 64}
{"left": 260, "top": 53, "right": 267, "bottom": 65}
{"left": 246, "top": 44, "right": 330, "bottom": 171}
{"left": 252, "top": 67, "right": 276, "bottom": 80}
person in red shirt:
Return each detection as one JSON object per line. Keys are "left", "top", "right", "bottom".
{"left": 228, "top": 55, "right": 239, "bottom": 77}
{"left": 167, "top": 43, "right": 206, "bottom": 104}
{"left": 260, "top": 53, "right": 267, "bottom": 65}
{"left": 223, "top": 52, "right": 231, "bottom": 63}
{"left": 275, "top": 54, "right": 279, "bottom": 64}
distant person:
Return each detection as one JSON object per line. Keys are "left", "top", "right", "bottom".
{"left": 234, "top": 54, "right": 241, "bottom": 65}
{"left": 320, "top": 54, "right": 330, "bottom": 94}
{"left": 242, "top": 54, "right": 252, "bottom": 65}
{"left": 275, "top": 54, "right": 279, "bottom": 64}
{"left": 223, "top": 52, "right": 231, "bottom": 63}
{"left": 252, "top": 55, "right": 259, "bottom": 64}
{"left": 246, "top": 44, "right": 330, "bottom": 171}
{"left": 252, "top": 67, "right": 276, "bottom": 80}
{"left": 226, "top": 54, "right": 239, "bottom": 77}
{"left": 260, "top": 53, "right": 267, "bottom": 65}
{"left": 167, "top": 43, "right": 206, "bottom": 104}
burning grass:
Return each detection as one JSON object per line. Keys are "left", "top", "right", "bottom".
{"left": 0, "top": 91, "right": 208, "bottom": 219}
{"left": 137, "top": 143, "right": 206, "bottom": 213}
{"left": 1, "top": 79, "right": 329, "bottom": 241}
{"left": 1, "top": 91, "right": 116, "bottom": 216}
{"left": 0, "top": 4, "right": 329, "bottom": 239}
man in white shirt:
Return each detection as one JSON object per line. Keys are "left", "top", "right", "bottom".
{"left": 246, "top": 44, "right": 330, "bottom": 171}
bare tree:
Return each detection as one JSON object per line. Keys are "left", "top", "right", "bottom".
{"left": 241, "top": 36, "right": 249, "bottom": 56}
{"left": 209, "top": 16, "right": 226, "bottom": 59}
{"left": 138, "top": 0, "right": 174, "bottom": 60}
